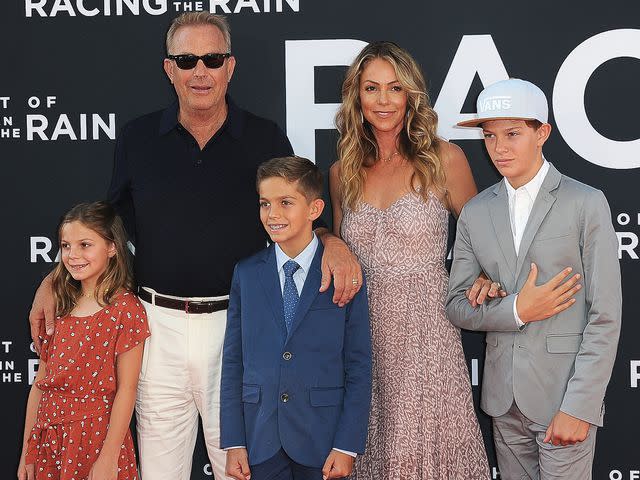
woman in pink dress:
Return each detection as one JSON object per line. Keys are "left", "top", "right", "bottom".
{"left": 329, "top": 41, "right": 490, "bottom": 479}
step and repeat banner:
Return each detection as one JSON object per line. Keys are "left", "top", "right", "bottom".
{"left": 3, "top": 1, "right": 640, "bottom": 478}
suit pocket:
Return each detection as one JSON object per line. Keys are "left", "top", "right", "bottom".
{"left": 242, "top": 384, "right": 261, "bottom": 403}
{"left": 546, "top": 333, "right": 583, "bottom": 354}
{"left": 309, "top": 305, "right": 339, "bottom": 312}
{"left": 309, "top": 298, "right": 341, "bottom": 311}
{"left": 485, "top": 332, "right": 498, "bottom": 347}
{"left": 309, "top": 387, "right": 345, "bottom": 407}
{"left": 533, "top": 231, "right": 575, "bottom": 242}
{"left": 309, "top": 291, "right": 343, "bottom": 311}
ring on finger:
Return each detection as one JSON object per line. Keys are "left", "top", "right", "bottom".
{"left": 351, "top": 278, "right": 359, "bottom": 286}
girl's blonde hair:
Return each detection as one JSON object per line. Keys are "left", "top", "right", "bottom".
{"left": 335, "top": 41, "right": 446, "bottom": 210}
{"left": 51, "top": 201, "right": 133, "bottom": 317}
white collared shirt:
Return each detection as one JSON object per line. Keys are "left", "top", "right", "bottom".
{"left": 505, "top": 160, "right": 550, "bottom": 254}
{"left": 275, "top": 233, "right": 319, "bottom": 295}
{"left": 505, "top": 160, "right": 550, "bottom": 326}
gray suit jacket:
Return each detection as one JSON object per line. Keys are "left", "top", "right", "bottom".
{"left": 446, "top": 163, "right": 621, "bottom": 427}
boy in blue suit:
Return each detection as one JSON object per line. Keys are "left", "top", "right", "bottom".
{"left": 221, "top": 156, "right": 372, "bottom": 480}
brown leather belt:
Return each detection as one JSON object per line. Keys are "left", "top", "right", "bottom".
{"left": 138, "top": 288, "right": 229, "bottom": 314}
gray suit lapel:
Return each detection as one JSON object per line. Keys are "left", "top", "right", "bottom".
{"left": 489, "top": 180, "right": 517, "bottom": 281}
{"left": 514, "top": 164, "right": 562, "bottom": 279}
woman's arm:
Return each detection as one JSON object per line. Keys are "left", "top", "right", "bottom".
{"left": 441, "top": 141, "right": 477, "bottom": 218}
{"left": 441, "top": 142, "right": 505, "bottom": 304}
{"left": 88, "top": 343, "right": 144, "bottom": 480}
{"left": 328, "top": 162, "right": 344, "bottom": 236}
{"left": 314, "top": 161, "right": 363, "bottom": 307}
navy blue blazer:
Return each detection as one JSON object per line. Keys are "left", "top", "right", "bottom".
{"left": 220, "top": 242, "right": 372, "bottom": 467}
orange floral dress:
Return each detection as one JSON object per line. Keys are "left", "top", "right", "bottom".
{"left": 25, "top": 291, "right": 150, "bottom": 480}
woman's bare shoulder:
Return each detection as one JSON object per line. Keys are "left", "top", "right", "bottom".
{"left": 438, "top": 140, "right": 469, "bottom": 169}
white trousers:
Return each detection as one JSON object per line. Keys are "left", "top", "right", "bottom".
{"left": 136, "top": 288, "right": 231, "bottom": 480}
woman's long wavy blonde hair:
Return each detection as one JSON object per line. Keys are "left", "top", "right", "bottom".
{"left": 335, "top": 41, "right": 446, "bottom": 210}
{"left": 51, "top": 201, "right": 133, "bottom": 317}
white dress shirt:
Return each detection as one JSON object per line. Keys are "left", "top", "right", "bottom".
{"left": 275, "top": 233, "right": 319, "bottom": 295}
{"left": 230, "top": 234, "right": 356, "bottom": 458}
{"left": 505, "top": 160, "right": 550, "bottom": 326}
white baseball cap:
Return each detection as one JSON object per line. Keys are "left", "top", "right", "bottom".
{"left": 457, "top": 78, "right": 548, "bottom": 128}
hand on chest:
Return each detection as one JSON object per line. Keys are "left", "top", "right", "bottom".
{"left": 478, "top": 198, "right": 581, "bottom": 292}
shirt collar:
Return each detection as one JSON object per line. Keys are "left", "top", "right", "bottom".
{"left": 505, "top": 159, "right": 550, "bottom": 199}
{"left": 158, "top": 95, "right": 245, "bottom": 139}
{"left": 275, "top": 233, "right": 319, "bottom": 275}
{"left": 159, "top": 102, "right": 179, "bottom": 135}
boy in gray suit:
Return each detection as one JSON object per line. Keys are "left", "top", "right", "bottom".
{"left": 446, "top": 78, "right": 621, "bottom": 479}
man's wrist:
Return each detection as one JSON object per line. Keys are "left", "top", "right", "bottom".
{"left": 332, "top": 447, "right": 356, "bottom": 458}
{"left": 513, "top": 294, "right": 525, "bottom": 327}
{"left": 97, "top": 444, "right": 120, "bottom": 462}
{"left": 514, "top": 293, "right": 531, "bottom": 324}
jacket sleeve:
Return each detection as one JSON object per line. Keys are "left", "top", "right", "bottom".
{"left": 332, "top": 277, "right": 372, "bottom": 454}
{"left": 220, "top": 264, "right": 246, "bottom": 448}
{"left": 560, "top": 190, "right": 622, "bottom": 426}
{"left": 446, "top": 206, "right": 522, "bottom": 332}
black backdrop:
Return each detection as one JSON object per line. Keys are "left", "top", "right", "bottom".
{"left": 3, "top": 1, "right": 640, "bottom": 479}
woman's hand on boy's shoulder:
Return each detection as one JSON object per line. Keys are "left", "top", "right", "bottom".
{"left": 318, "top": 233, "right": 363, "bottom": 307}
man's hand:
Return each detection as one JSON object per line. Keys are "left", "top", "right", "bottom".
{"left": 543, "top": 411, "right": 591, "bottom": 446}
{"left": 17, "top": 454, "right": 34, "bottom": 480}
{"left": 29, "top": 274, "right": 55, "bottom": 353}
{"left": 322, "top": 450, "right": 354, "bottom": 480}
{"left": 516, "top": 263, "right": 581, "bottom": 323}
{"left": 318, "top": 232, "right": 362, "bottom": 307}
{"left": 466, "top": 273, "right": 507, "bottom": 307}
{"left": 87, "top": 454, "right": 118, "bottom": 480}
{"left": 226, "top": 448, "right": 251, "bottom": 480}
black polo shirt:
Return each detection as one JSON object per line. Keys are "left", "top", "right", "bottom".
{"left": 107, "top": 97, "right": 293, "bottom": 297}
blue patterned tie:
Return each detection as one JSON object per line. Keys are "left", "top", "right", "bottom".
{"left": 282, "top": 260, "right": 301, "bottom": 333}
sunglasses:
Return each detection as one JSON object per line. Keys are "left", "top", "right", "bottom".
{"left": 167, "top": 53, "right": 231, "bottom": 70}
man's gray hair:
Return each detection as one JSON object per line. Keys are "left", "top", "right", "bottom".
{"left": 166, "top": 12, "right": 231, "bottom": 54}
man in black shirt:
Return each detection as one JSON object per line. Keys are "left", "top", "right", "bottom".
{"left": 29, "top": 12, "right": 362, "bottom": 480}
{"left": 108, "top": 96, "right": 293, "bottom": 298}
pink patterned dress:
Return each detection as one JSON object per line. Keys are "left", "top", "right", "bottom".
{"left": 342, "top": 191, "right": 489, "bottom": 479}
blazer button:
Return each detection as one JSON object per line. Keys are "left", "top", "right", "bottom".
{"left": 281, "top": 393, "right": 289, "bottom": 403}
{"left": 283, "top": 352, "right": 292, "bottom": 361}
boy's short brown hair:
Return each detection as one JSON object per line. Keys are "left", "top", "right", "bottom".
{"left": 256, "top": 156, "right": 323, "bottom": 201}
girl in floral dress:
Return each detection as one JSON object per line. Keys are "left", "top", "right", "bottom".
{"left": 18, "top": 201, "right": 150, "bottom": 480}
